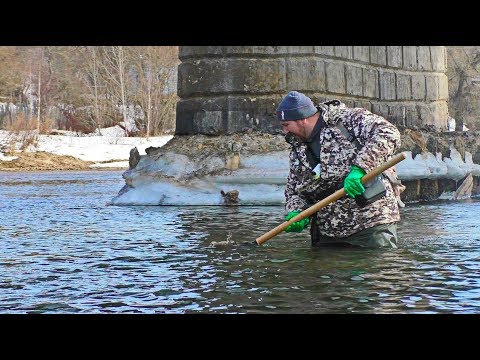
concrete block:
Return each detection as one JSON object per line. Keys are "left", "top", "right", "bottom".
{"left": 226, "top": 96, "right": 283, "bottom": 134}
{"left": 179, "top": 46, "right": 223, "bottom": 60}
{"left": 438, "top": 73, "right": 449, "bottom": 100}
{"left": 403, "top": 46, "right": 417, "bottom": 70}
{"left": 326, "top": 61, "right": 345, "bottom": 93}
{"left": 411, "top": 74, "right": 426, "bottom": 100}
{"left": 354, "top": 100, "right": 372, "bottom": 111}
{"left": 194, "top": 110, "right": 223, "bottom": 134}
{"left": 418, "top": 103, "right": 433, "bottom": 126}
{"left": 353, "top": 46, "right": 369, "bottom": 62}
{"left": 417, "top": 102, "right": 447, "bottom": 127}
{"left": 176, "top": 97, "right": 227, "bottom": 135}
{"left": 285, "top": 46, "right": 314, "bottom": 54}
{"left": 430, "top": 46, "right": 446, "bottom": 71}
{"left": 396, "top": 73, "right": 411, "bottom": 100}
{"left": 387, "top": 46, "right": 402, "bottom": 68}
{"left": 363, "top": 68, "right": 379, "bottom": 98}
{"left": 314, "top": 46, "right": 335, "bottom": 56}
{"left": 226, "top": 58, "right": 286, "bottom": 93}
{"left": 370, "top": 46, "right": 387, "bottom": 66}
{"left": 388, "top": 104, "right": 406, "bottom": 126}
{"left": 286, "top": 58, "right": 326, "bottom": 91}
{"left": 177, "top": 59, "right": 228, "bottom": 97}
{"left": 379, "top": 71, "right": 396, "bottom": 100}
{"left": 372, "top": 103, "right": 389, "bottom": 118}
{"left": 345, "top": 64, "right": 363, "bottom": 96}
{"left": 404, "top": 104, "right": 420, "bottom": 128}
{"left": 223, "top": 46, "right": 289, "bottom": 55}
{"left": 418, "top": 46, "right": 432, "bottom": 71}
{"left": 334, "top": 46, "right": 353, "bottom": 59}
{"left": 426, "top": 75, "right": 440, "bottom": 101}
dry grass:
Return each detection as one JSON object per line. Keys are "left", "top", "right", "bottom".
{"left": 0, "top": 151, "right": 93, "bottom": 171}
{"left": 5, "top": 113, "right": 37, "bottom": 132}
{"left": 3, "top": 114, "right": 38, "bottom": 150}
{"left": 4, "top": 113, "right": 55, "bottom": 134}
{"left": 39, "top": 117, "right": 55, "bottom": 134}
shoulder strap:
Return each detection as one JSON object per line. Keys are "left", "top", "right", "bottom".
{"left": 331, "top": 114, "right": 397, "bottom": 182}
{"left": 334, "top": 120, "right": 397, "bottom": 182}
{"left": 321, "top": 100, "right": 361, "bottom": 150}
{"left": 334, "top": 121, "right": 362, "bottom": 150}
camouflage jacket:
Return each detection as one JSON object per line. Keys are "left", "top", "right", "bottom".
{"left": 285, "top": 100, "right": 402, "bottom": 238}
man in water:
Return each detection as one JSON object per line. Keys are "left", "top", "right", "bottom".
{"left": 277, "top": 91, "right": 403, "bottom": 248}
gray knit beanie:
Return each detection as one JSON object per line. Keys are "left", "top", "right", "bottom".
{"left": 275, "top": 91, "right": 317, "bottom": 121}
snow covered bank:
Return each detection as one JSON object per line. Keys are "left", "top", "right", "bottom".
{"left": 109, "top": 131, "right": 480, "bottom": 206}
{"left": 396, "top": 147, "right": 480, "bottom": 181}
{"left": 110, "top": 151, "right": 289, "bottom": 206}
{"left": 109, "top": 147, "right": 480, "bottom": 206}
{"left": 0, "top": 130, "right": 173, "bottom": 168}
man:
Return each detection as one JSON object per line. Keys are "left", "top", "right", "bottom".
{"left": 277, "top": 91, "right": 402, "bottom": 248}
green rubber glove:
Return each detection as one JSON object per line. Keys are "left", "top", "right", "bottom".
{"left": 284, "top": 210, "right": 310, "bottom": 233}
{"left": 344, "top": 165, "right": 366, "bottom": 198}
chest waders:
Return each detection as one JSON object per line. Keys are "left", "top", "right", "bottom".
{"left": 310, "top": 221, "right": 398, "bottom": 249}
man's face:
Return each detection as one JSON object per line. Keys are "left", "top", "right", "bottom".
{"left": 281, "top": 119, "right": 306, "bottom": 140}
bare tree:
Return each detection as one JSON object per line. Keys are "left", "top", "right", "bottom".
{"left": 131, "top": 46, "right": 178, "bottom": 136}
{"left": 0, "top": 46, "right": 179, "bottom": 135}
{"left": 90, "top": 47, "right": 102, "bottom": 133}
{"left": 75, "top": 46, "right": 107, "bottom": 133}
{"left": 0, "top": 47, "right": 28, "bottom": 128}
{"left": 447, "top": 46, "right": 480, "bottom": 131}
{"left": 131, "top": 47, "right": 154, "bottom": 137}
{"left": 36, "top": 47, "right": 43, "bottom": 131}
{"left": 101, "top": 46, "right": 131, "bottom": 135}
{"left": 0, "top": 47, "right": 26, "bottom": 101}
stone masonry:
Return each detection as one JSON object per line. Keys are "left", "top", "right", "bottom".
{"left": 176, "top": 46, "right": 449, "bottom": 135}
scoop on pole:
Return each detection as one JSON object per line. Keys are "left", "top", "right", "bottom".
{"left": 255, "top": 152, "right": 407, "bottom": 245}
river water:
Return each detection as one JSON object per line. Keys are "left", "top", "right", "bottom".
{"left": 1, "top": 170, "right": 480, "bottom": 314}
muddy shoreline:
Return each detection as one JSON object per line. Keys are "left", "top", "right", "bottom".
{"left": 0, "top": 152, "right": 126, "bottom": 171}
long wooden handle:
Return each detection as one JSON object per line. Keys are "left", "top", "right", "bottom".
{"left": 255, "top": 152, "right": 406, "bottom": 245}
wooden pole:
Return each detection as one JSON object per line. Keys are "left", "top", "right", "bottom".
{"left": 255, "top": 152, "right": 407, "bottom": 245}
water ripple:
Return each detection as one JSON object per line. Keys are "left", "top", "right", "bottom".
{"left": 1, "top": 171, "right": 480, "bottom": 313}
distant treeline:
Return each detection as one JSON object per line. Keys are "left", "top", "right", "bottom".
{"left": 0, "top": 46, "right": 179, "bottom": 136}
{"left": 446, "top": 47, "right": 480, "bottom": 132}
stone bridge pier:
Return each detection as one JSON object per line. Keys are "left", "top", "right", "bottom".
{"left": 176, "top": 46, "right": 449, "bottom": 135}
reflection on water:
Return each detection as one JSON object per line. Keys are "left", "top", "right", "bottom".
{"left": 1, "top": 171, "right": 480, "bottom": 313}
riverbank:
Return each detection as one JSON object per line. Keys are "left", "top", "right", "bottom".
{"left": 0, "top": 151, "right": 126, "bottom": 171}
{"left": 0, "top": 151, "right": 92, "bottom": 171}
{"left": 0, "top": 130, "right": 174, "bottom": 171}
{"left": 3, "top": 128, "right": 480, "bottom": 206}
{"left": 109, "top": 128, "right": 480, "bottom": 206}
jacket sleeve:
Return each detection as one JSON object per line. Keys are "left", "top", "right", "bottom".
{"left": 346, "top": 109, "right": 401, "bottom": 173}
{"left": 284, "top": 148, "right": 308, "bottom": 212}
